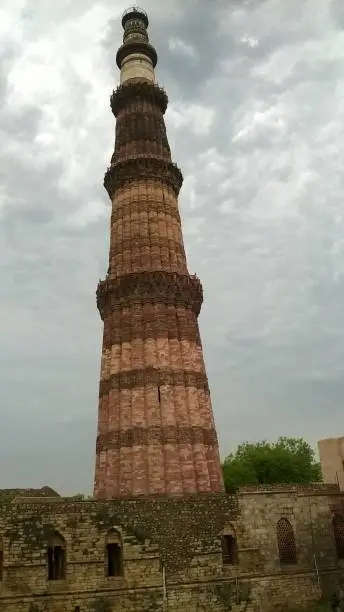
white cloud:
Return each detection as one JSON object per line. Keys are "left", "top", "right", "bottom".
{"left": 240, "top": 35, "right": 259, "bottom": 48}
{"left": 168, "top": 36, "right": 197, "bottom": 59}
{"left": 167, "top": 102, "right": 215, "bottom": 136}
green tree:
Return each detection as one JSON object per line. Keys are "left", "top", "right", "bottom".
{"left": 222, "top": 436, "right": 322, "bottom": 493}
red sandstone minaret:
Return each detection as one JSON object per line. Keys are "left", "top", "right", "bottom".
{"left": 94, "top": 7, "right": 224, "bottom": 498}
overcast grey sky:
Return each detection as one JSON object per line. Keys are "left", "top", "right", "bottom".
{"left": 1, "top": 0, "right": 343, "bottom": 494}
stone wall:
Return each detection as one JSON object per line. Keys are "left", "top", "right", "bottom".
{"left": 0, "top": 485, "right": 343, "bottom": 611}
{"left": 236, "top": 484, "right": 344, "bottom": 608}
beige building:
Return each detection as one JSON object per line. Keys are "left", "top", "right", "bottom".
{"left": 318, "top": 437, "right": 344, "bottom": 491}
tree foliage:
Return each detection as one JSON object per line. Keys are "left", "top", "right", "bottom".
{"left": 222, "top": 436, "right": 322, "bottom": 493}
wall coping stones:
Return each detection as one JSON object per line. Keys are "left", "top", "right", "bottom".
{"left": 238, "top": 483, "right": 340, "bottom": 495}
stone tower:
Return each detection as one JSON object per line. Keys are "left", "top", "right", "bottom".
{"left": 94, "top": 7, "right": 224, "bottom": 499}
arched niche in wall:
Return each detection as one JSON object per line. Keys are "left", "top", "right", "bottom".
{"left": 333, "top": 513, "right": 344, "bottom": 559}
{"left": 276, "top": 517, "right": 297, "bottom": 565}
{"left": 47, "top": 531, "right": 66, "bottom": 580}
{"left": 221, "top": 523, "right": 239, "bottom": 566}
{"left": 106, "top": 528, "right": 124, "bottom": 577}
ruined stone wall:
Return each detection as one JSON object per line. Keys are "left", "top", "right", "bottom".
{"left": 0, "top": 487, "right": 343, "bottom": 611}
{"left": 235, "top": 484, "right": 344, "bottom": 609}
{"left": 0, "top": 497, "right": 163, "bottom": 612}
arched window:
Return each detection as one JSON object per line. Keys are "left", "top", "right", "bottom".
{"left": 221, "top": 534, "right": 238, "bottom": 565}
{"left": 276, "top": 518, "right": 297, "bottom": 565}
{"left": 106, "top": 529, "right": 123, "bottom": 577}
{"left": 333, "top": 514, "right": 344, "bottom": 559}
{"left": 47, "top": 531, "right": 66, "bottom": 580}
{"left": 0, "top": 536, "right": 3, "bottom": 580}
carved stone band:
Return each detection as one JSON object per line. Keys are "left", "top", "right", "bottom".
{"left": 99, "top": 367, "right": 209, "bottom": 394}
{"left": 96, "top": 271, "right": 203, "bottom": 319}
{"left": 96, "top": 426, "right": 218, "bottom": 452}
{"left": 114, "top": 111, "right": 169, "bottom": 148}
{"left": 111, "top": 201, "right": 181, "bottom": 225}
{"left": 109, "top": 236, "right": 186, "bottom": 259}
{"left": 104, "top": 157, "right": 183, "bottom": 200}
{"left": 110, "top": 82, "right": 168, "bottom": 117}
{"left": 102, "top": 305, "right": 201, "bottom": 347}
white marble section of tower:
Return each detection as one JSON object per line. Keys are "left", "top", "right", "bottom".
{"left": 117, "top": 7, "right": 156, "bottom": 84}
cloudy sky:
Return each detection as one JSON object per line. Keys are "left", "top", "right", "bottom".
{"left": 1, "top": 0, "right": 343, "bottom": 494}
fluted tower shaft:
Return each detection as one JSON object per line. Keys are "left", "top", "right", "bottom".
{"left": 94, "top": 7, "right": 224, "bottom": 498}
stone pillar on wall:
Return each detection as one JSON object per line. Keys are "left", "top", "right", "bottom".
{"left": 318, "top": 437, "right": 344, "bottom": 491}
{"left": 93, "top": 7, "right": 224, "bottom": 499}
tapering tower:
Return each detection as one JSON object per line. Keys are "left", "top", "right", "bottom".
{"left": 94, "top": 7, "right": 224, "bottom": 498}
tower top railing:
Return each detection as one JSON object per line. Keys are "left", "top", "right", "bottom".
{"left": 122, "top": 6, "right": 149, "bottom": 29}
